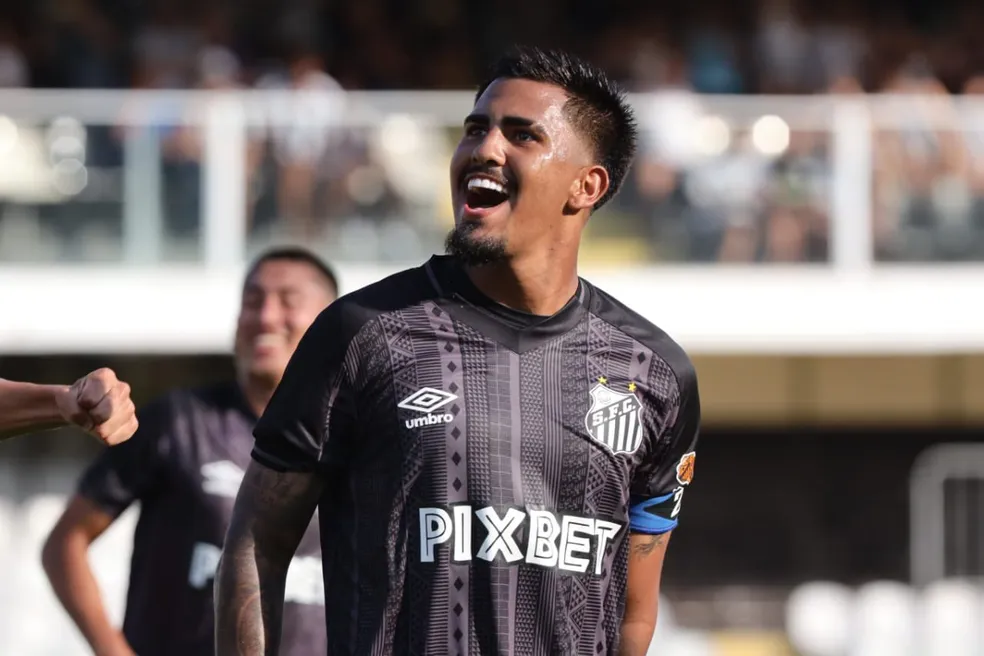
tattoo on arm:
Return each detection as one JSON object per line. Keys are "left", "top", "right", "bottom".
{"left": 631, "top": 533, "right": 666, "bottom": 558}
{"left": 214, "top": 463, "right": 322, "bottom": 656}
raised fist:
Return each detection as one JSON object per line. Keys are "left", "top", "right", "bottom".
{"left": 55, "top": 368, "right": 138, "bottom": 446}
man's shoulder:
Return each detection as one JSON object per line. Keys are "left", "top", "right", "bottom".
{"left": 583, "top": 279, "right": 696, "bottom": 385}
{"left": 136, "top": 382, "right": 238, "bottom": 430}
{"left": 313, "top": 261, "right": 440, "bottom": 344}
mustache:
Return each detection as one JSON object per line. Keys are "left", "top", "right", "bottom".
{"left": 460, "top": 165, "right": 511, "bottom": 188}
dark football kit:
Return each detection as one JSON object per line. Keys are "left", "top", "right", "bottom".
{"left": 78, "top": 382, "right": 326, "bottom": 656}
{"left": 254, "top": 255, "right": 701, "bottom": 655}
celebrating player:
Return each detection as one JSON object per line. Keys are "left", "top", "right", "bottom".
{"left": 0, "top": 369, "right": 137, "bottom": 444}
{"left": 42, "top": 247, "right": 337, "bottom": 656}
{"left": 216, "top": 47, "right": 701, "bottom": 655}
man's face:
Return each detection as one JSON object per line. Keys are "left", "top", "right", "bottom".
{"left": 447, "top": 78, "right": 599, "bottom": 265}
{"left": 234, "top": 260, "right": 336, "bottom": 386}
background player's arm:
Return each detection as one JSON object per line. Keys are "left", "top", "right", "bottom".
{"left": 0, "top": 369, "right": 137, "bottom": 444}
{"left": 620, "top": 531, "right": 673, "bottom": 656}
{"left": 214, "top": 461, "right": 322, "bottom": 656}
{"left": 42, "top": 397, "right": 167, "bottom": 656}
{"left": 42, "top": 497, "right": 135, "bottom": 656}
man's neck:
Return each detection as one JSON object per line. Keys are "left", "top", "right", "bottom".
{"left": 239, "top": 376, "right": 276, "bottom": 418}
{"left": 463, "top": 251, "right": 579, "bottom": 316}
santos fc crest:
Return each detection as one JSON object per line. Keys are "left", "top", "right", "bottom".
{"left": 584, "top": 379, "right": 644, "bottom": 454}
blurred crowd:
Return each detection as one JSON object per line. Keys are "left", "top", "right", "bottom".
{"left": 3, "top": 0, "right": 984, "bottom": 263}
{"left": 5, "top": 0, "right": 984, "bottom": 94}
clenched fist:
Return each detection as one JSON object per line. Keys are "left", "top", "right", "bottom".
{"left": 54, "top": 368, "right": 138, "bottom": 446}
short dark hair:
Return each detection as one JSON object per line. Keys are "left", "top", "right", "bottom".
{"left": 475, "top": 46, "right": 638, "bottom": 211}
{"left": 244, "top": 246, "right": 339, "bottom": 296}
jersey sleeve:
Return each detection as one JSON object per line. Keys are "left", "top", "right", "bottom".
{"left": 628, "top": 363, "right": 701, "bottom": 535}
{"left": 76, "top": 397, "right": 172, "bottom": 518}
{"left": 252, "top": 302, "right": 360, "bottom": 473}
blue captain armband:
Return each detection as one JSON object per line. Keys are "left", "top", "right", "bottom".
{"left": 628, "top": 490, "right": 684, "bottom": 534}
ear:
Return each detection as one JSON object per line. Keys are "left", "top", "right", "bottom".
{"left": 568, "top": 165, "right": 610, "bottom": 212}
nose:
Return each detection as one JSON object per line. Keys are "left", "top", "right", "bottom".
{"left": 256, "top": 296, "right": 284, "bottom": 330}
{"left": 471, "top": 128, "right": 507, "bottom": 167}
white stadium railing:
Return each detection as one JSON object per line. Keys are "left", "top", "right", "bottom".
{"left": 0, "top": 90, "right": 982, "bottom": 354}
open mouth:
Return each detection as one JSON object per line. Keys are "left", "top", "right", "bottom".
{"left": 464, "top": 175, "right": 511, "bottom": 211}
{"left": 252, "top": 333, "right": 285, "bottom": 353}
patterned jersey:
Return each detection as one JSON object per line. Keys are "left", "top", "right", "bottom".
{"left": 253, "top": 255, "right": 701, "bottom": 656}
{"left": 78, "top": 382, "right": 326, "bottom": 656}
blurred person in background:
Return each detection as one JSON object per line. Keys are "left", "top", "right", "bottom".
{"left": 253, "top": 26, "right": 348, "bottom": 242}
{"left": 0, "top": 368, "right": 136, "bottom": 444}
{"left": 0, "top": 25, "right": 28, "bottom": 88}
{"left": 957, "top": 74, "right": 984, "bottom": 258}
{"left": 627, "top": 41, "right": 702, "bottom": 261}
{"left": 875, "top": 54, "right": 968, "bottom": 261}
{"left": 161, "top": 45, "right": 249, "bottom": 246}
{"left": 41, "top": 246, "right": 337, "bottom": 656}
{"left": 215, "top": 46, "right": 700, "bottom": 656}
{"left": 760, "top": 130, "right": 831, "bottom": 262}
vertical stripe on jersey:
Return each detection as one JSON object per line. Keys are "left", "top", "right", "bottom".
{"left": 485, "top": 345, "right": 523, "bottom": 653}
{"left": 352, "top": 326, "right": 409, "bottom": 656}
{"left": 423, "top": 303, "right": 470, "bottom": 656}
{"left": 377, "top": 312, "right": 425, "bottom": 654}
{"left": 577, "top": 317, "right": 617, "bottom": 655}
{"left": 404, "top": 303, "right": 455, "bottom": 655}
{"left": 457, "top": 322, "right": 492, "bottom": 656}
{"left": 517, "top": 341, "right": 558, "bottom": 654}
{"left": 554, "top": 320, "right": 592, "bottom": 650}
{"left": 507, "top": 349, "right": 523, "bottom": 656}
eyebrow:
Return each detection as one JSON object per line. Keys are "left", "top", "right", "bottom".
{"left": 463, "top": 113, "right": 546, "bottom": 134}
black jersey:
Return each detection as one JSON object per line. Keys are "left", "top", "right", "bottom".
{"left": 77, "top": 382, "right": 326, "bottom": 656}
{"left": 253, "top": 255, "right": 701, "bottom": 656}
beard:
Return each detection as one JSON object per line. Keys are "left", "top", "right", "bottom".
{"left": 444, "top": 222, "right": 508, "bottom": 266}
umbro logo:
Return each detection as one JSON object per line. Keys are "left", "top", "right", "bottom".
{"left": 399, "top": 387, "right": 457, "bottom": 429}
{"left": 398, "top": 387, "right": 457, "bottom": 413}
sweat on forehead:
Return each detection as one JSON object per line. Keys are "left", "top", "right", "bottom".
{"left": 468, "top": 81, "right": 568, "bottom": 129}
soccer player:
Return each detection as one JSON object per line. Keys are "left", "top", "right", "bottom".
{"left": 216, "top": 47, "right": 701, "bottom": 656}
{"left": 42, "top": 247, "right": 337, "bottom": 656}
{"left": 0, "top": 369, "right": 137, "bottom": 444}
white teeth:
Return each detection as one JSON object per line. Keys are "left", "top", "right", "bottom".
{"left": 255, "top": 334, "right": 284, "bottom": 347}
{"left": 467, "top": 177, "right": 507, "bottom": 195}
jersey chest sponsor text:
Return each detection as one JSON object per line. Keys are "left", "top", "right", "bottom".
{"left": 419, "top": 505, "right": 624, "bottom": 576}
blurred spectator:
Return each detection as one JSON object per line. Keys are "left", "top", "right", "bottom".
{"left": 253, "top": 31, "right": 348, "bottom": 242}
{"left": 0, "top": 26, "right": 28, "bottom": 88}
{"left": 761, "top": 131, "right": 830, "bottom": 262}
{"left": 131, "top": 3, "right": 202, "bottom": 90}
{"left": 954, "top": 75, "right": 984, "bottom": 258}
{"left": 161, "top": 46, "right": 248, "bottom": 245}
{"left": 628, "top": 43, "right": 705, "bottom": 260}
{"left": 10, "top": 0, "right": 984, "bottom": 265}
{"left": 755, "top": 0, "right": 814, "bottom": 94}
{"left": 874, "top": 55, "right": 968, "bottom": 260}
{"left": 4, "top": 0, "right": 984, "bottom": 98}
{"left": 812, "top": 2, "right": 867, "bottom": 89}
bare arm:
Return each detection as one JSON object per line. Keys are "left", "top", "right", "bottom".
{"left": 42, "top": 495, "right": 135, "bottom": 656}
{"left": 0, "top": 370, "right": 136, "bottom": 444}
{"left": 619, "top": 531, "right": 672, "bottom": 656}
{"left": 214, "top": 460, "right": 323, "bottom": 656}
{"left": 0, "top": 379, "right": 69, "bottom": 440}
